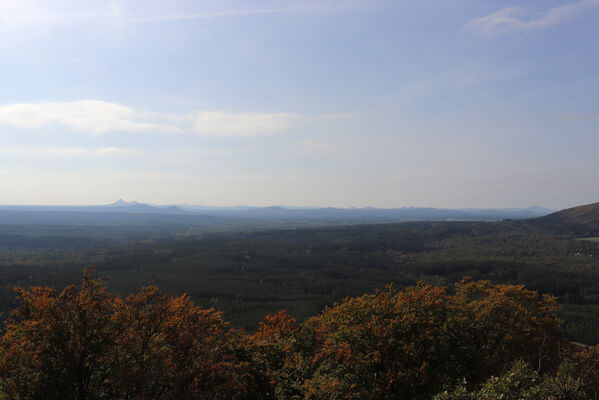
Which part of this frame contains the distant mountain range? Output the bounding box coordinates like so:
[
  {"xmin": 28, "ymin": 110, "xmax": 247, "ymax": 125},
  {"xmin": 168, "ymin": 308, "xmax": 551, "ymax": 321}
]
[
  {"xmin": 2, "ymin": 199, "xmax": 599, "ymax": 237},
  {"xmin": 0, "ymin": 199, "xmax": 557, "ymax": 226},
  {"xmin": 174, "ymin": 204, "xmax": 556, "ymax": 221}
]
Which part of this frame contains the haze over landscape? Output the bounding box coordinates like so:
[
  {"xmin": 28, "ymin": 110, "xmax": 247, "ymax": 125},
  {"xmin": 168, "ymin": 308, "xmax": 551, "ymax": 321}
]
[
  {"xmin": 1, "ymin": 0, "xmax": 598, "ymax": 208},
  {"xmin": 2, "ymin": 1, "xmax": 599, "ymax": 399}
]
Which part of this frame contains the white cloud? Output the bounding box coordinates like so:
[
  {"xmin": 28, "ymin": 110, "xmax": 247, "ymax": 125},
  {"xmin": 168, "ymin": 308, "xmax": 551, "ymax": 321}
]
[
  {"xmin": 0, "ymin": 100, "xmax": 300, "ymax": 137},
  {"xmin": 0, "ymin": 101, "xmax": 177, "ymax": 134},
  {"xmin": 180, "ymin": 111, "xmax": 299, "ymax": 137},
  {"xmin": 467, "ymin": 0, "xmax": 599, "ymax": 35},
  {"xmin": 94, "ymin": 146, "xmax": 135, "ymax": 155}
]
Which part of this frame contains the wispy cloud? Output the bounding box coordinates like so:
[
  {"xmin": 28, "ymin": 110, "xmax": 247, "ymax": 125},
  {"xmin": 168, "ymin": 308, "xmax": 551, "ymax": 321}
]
[
  {"xmin": 117, "ymin": 172, "xmax": 185, "ymax": 180},
  {"xmin": 131, "ymin": 1, "xmax": 360, "ymax": 22},
  {"xmin": 0, "ymin": 1, "xmax": 357, "ymax": 27},
  {"xmin": 300, "ymin": 139, "xmax": 347, "ymax": 157},
  {"xmin": 0, "ymin": 101, "xmax": 177, "ymax": 134},
  {"xmin": 178, "ymin": 111, "xmax": 299, "ymax": 137},
  {"xmin": 132, "ymin": 8, "xmax": 294, "ymax": 22},
  {"xmin": 0, "ymin": 101, "xmax": 301, "ymax": 137},
  {"xmin": 0, "ymin": 146, "xmax": 137, "ymax": 157},
  {"xmin": 466, "ymin": 0, "xmax": 599, "ymax": 35}
]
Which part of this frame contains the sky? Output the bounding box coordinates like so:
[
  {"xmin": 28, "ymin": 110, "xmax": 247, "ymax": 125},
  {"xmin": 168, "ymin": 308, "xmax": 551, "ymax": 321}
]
[{"xmin": 0, "ymin": 0, "xmax": 598, "ymax": 209}]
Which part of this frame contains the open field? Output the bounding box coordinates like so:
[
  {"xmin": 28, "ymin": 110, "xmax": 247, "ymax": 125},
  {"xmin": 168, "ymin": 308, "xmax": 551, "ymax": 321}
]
[{"xmin": 578, "ymin": 237, "xmax": 599, "ymax": 243}]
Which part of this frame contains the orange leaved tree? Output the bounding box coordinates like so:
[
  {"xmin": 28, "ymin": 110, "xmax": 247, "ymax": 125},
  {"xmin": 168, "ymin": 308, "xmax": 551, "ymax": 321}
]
[
  {"xmin": 0, "ymin": 275, "xmax": 579, "ymax": 399},
  {"xmin": 446, "ymin": 279, "xmax": 564, "ymax": 385},
  {"xmin": 250, "ymin": 280, "xmax": 567, "ymax": 399},
  {"xmin": 0, "ymin": 273, "xmax": 260, "ymax": 400}
]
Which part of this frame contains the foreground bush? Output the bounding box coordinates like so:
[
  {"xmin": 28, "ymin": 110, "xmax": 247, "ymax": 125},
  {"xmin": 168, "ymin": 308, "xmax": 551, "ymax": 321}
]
[
  {"xmin": 0, "ymin": 274, "xmax": 595, "ymax": 399},
  {"xmin": 434, "ymin": 357, "xmax": 599, "ymax": 400}
]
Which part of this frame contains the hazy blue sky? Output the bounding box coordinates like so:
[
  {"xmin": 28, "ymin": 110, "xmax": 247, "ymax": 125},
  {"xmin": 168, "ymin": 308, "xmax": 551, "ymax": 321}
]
[{"xmin": 0, "ymin": 0, "xmax": 598, "ymax": 208}]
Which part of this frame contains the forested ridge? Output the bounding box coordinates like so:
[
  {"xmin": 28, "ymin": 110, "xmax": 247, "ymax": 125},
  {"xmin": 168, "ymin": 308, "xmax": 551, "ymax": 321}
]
[
  {"xmin": 1, "ymin": 216, "xmax": 599, "ymax": 343},
  {"xmin": 1, "ymin": 273, "xmax": 599, "ymax": 399}
]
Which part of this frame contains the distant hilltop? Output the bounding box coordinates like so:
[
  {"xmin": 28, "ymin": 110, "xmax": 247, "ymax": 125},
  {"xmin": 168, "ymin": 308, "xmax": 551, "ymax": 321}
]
[
  {"xmin": 102, "ymin": 199, "xmax": 189, "ymax": 215},
  {"xmin": 106, "ymin": 199, "xmax": 141, "ymax": 207}
]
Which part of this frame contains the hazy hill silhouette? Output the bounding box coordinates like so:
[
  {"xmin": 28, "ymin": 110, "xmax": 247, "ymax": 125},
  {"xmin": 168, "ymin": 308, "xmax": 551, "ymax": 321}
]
[
  {"xmin": 528, "ymin": 201, "xmax": 599, "ymax": 236},
  {"xmin": 0, "ymin": 201, "xmax": 553, "ymax": 226}
]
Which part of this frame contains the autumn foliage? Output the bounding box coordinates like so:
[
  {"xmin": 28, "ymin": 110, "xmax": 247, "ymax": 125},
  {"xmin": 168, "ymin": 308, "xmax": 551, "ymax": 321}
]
[
  {"xmin": 0, "ymin": 274, "xmax": 596, "ymax": 399},
  {"xmin": 0, "ymin": 272, "xmax": 259, "ymax": 400}
]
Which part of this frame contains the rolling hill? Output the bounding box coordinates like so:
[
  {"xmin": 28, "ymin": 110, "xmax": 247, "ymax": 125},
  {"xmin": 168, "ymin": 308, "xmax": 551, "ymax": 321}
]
[{"xmin": 529, "ymin": 201, "xmax": 599, "ymax": 236}]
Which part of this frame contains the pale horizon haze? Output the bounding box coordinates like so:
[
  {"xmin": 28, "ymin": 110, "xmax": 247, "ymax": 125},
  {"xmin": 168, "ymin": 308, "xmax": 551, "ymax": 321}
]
[{"xmin": 1, "ymin": 0, "xmax": 598, "ymax": 209}]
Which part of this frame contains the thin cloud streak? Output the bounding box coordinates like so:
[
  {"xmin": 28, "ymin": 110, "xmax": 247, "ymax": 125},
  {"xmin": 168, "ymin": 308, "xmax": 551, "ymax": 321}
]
[
  {"xmin": 133, "ymin": 2, "xmax": 360, "ymax": 22},
  {"xmin": 0, "ymin": 101, "xmax": 302, "ymax": 137},
  {"xmin": 0, "ymin": 1, "xmax": 359, "ymax": 27},
  {"xmin": 467, "ymin": 0, "xmax": 599, "ymax": 35},
  {"xmin": 133, "ymin": 8, "xmax": 291, "ymax": 22},
  {"xmin": 0, "ymin": 147, "xmax": 137, "ymax": 157},
  {"xmin": 117, "ymin": 172, "xmax": 185, "ymax": 180}
]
